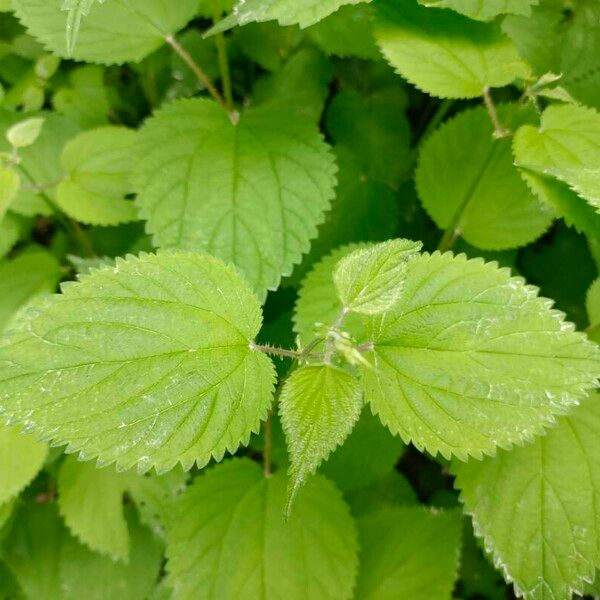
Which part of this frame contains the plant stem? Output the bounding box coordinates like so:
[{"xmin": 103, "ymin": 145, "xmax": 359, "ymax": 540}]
[
  {"xmin": 437, "ymin": 226, "xmax": 461, "ymax": 252},
  {"xmin": 212, "ymin": 0, "xmax": 233, "ymax": 108},
  {"xmin": 250, "ymin": 343, "xmax": 300, "ymax": 359},
  {"xmin": 166, "ymin": 34, "xmax": 229, "ymax": 112},
  {"xmin": 483, "ymin": 87, "xmax": 510, "ymax": 139},
  {"xmin": 585, "ymin": 322, "xmax": 599, "ymax": 339},
  {"xmin": 324, "ymin": 307, "xmax": 348, "ymax": 364}
]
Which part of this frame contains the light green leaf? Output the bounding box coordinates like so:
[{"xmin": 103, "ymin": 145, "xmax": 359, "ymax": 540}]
[
  {"xmin": 58, "ymin": 456, "xmax": 130, "ymax": 560},
  {"xmin": 280, "ymin": 365, "xmax": 362, "ymax": 509},
  {"xmin": 61, "ymin": 0, "xmax": 104, "ymax": 56},
  {"xmin": 0, "ymin": 0, "xmax": 12, "ymax": 11},
  {"xmin": 419, "ymin": 0, "xmax": 538, "ymax": 21},
  {"xmin": 514, "ymin": 104, "xmax": 600, "ymax": 213},
  {"xmin": 166, "ymin": 458, "xmax": 358, "ymax": 600},
  {"xmin": 207, "ymin": 0, "xmax": 369, "ymax": 34},
  {"xmin": 587, "ymin": 279, "xmax": 600, "ymax": 344},
  {"xmin": 416, "ymin": 104, "xmax": 554, "ymax": 250},
  {"xmin": 56, "ymin": 127, "xmax": 138, "ymax": 226},
  {"xmin": 60, "ymin": 509, "xmax": 163, "ymax": 600},
  {"xmin": 0, "ymin": 168, "xmax": 19, "ymax": 222},
  {"xmin": 14, "ymin": 0, "xmax": 199, "ymax": 64},
  {"xmin": 6, "ymin": 117, "xmax": 44, "ymax": 148},
  {"xmin": 333, "ymin": 239, "xmax": 422, "ymax": 315},
  {"xmin": 0, "ymin": 251, "xmax": 63, "ymax": 332},
  {"xmin": 133, "ymin": 99, "xmax": 336, "ymax": 300},
  {"xmin": 0, "ymin": 213, "xmax": 23, "ymax": 260},
  {"xmin": 454, "ymin": 395, "xmax": 600, "ymax": 599},
  {"xmin": 0, "ymin": 423, "xmax": 47, "ymax": 505},
  {"xmin": 0, "ymin": 250, "xmax": 276, "ymax": 473},
  {"xmin": 360, "ymin": 251, "xmax": 600, "ymax": 460},
  {"xmin": 374, "ymin": 0, "xmax": 528, "ymax": 99},
  {"xmin": 355, "ymin": 506, "xmax": 462, "ymax": 599}
]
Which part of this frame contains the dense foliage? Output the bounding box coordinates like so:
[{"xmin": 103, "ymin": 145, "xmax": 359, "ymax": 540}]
[{"xmin": 0, "ymin": 0, "xmax": 599, "ymax": 598}]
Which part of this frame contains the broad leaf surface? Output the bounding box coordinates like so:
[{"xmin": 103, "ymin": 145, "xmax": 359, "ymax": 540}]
[
  {"xmin": 57, "ymin": 126, "xmax": 138, "ymax": 226},
  {"xmin": 360, "ymin": 251, "xmax": 600, "ymax": 460},
  {"xmin": 355, "ymin": 506, "xmax": 462, "ymax": 599},
  {"xmin": 280, "ymin": 365, "xmax": 362, "ymax": 509},
  {"xmin": 416, "ymin": 104, "xmax": 554, "ymax": 250},
  {"xmin": 454, "ymin": 395, "xmax": 600, "ymax": 599},
  {"xmin": 374, "ymin": 0, "xmax": 528, "ymax": 98},
  {"xmin": 134, "ymin": 98, "xmax": 336, "ymax": 300},
  {"xmin": 0, "ymin": 169, "xmax": 19, "ymax": 222},
  {"xmin": 14, "ymin": 0, "xmax": 199, "ymax": 64},
  {"xmin": 0, "ymin": 251, "xmax": 276, "ymax": 473},
  {"xmin": 420, "ymin": 0, "xmax": 538, "ymax": 20},
  {"xmin": 166, "ymin": 458, "xmax": 358, "ymax": 600}
]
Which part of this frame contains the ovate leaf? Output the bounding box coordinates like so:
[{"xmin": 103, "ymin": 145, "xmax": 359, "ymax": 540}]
[
  {"xmin": 419, "ymin": 0, "xmax": 539, "ymax": 21},
  {"xmin": 6, "ymin": 117, "xmax": 44, "ymax": 149},
  {"xmin": 57, "ymin": 126, "xmax": 138, "ymax": 226},
  {"xmin": 0, "ymin": 424, "xmax": 47, "ymax": 504},
  {"xmin": 280, "ymin": 365, "xmax": 362, "ymax": 509},
  {"xmin": 166, "ymin": 459, "xmax": 358, "ymax": 600},
  {"xmin": 0, "ymin": 251, "xmax": 276, "ymax": 473},
  {"xmin": 333, "ymin": 239, "xmax": 422, "ymax": 315},
  {"xmin": 374, "ymin": 0, "xmax": 528, "ymax": 98},
  {"xmin": 514, "ymin": 104, "xmax": 600, "ymax": 213},
  {"xmin": 58, "ymin": 456, "xmax": 130, "ymax": 560},
  {"xmin": 14, "ymin": 0, "xmax": 199, "ymax": 64},
  {"xmin": 0, "ymin": 168, "xmax": 19, "ymax": 222},
  {"xmin": 355, "ymin": 506, "xmax": 462, "ymax": 599},
  {"xmin": 454, "ymin": 395, "xmax": 600, "ymax": 599},
  {"xmin": 360, "ymin": 251, "xmax": 600, "ymax": 460},
  {"xmin": 416, "ymin": 104, "xmax": 554, "ymax": 250},
  {"xmin": 134, "ymin": 99, "xmax": 336, "ymax": 299}
]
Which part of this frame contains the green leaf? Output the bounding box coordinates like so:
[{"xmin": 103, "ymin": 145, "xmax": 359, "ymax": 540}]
[
  {"xmin": 58, "ymin": 456, "xmax": 130, "ymax": 560},
  {"xmin": 6, "ymin": 116, "xmax": 44, "ymax": 148},
  {"xmin": 14, "ymin": 0, "xmax": 199, "ymax": 64},
  {"xmin": 355, "ymin": 506, "xmax": 462, "ymax": 599},
  {"xmin": 360, "ymin": 251, "xmax": 600, "ymax": 460},
  {"xmin": 61, "ymin": 0, "xmax": 104, "ymax": 56},
  {"xmin": 416, "ymin": 104, "xmax": 554, "ymax": 250},
  {"xmin": 514, "ymin": 104, "xmax": 600, "ymax": 213},
  {"xmin": 0, "ymin": 250, "xmax": 276, "ymax": 473},
  {"xmin": 0, "ymin": 424, "xmax": 47, "ymax": 505},
  {"xmin": 3, "ymin": 503, "xmax": 63, "ymax": 600},
  {"xmin": 0, "ymin": 168, "xmax": 19, "ymax": 222},
  {"xmin": 56, "ymin": 126, "xmax": 138, "ymax": 226},
  {"xmin": 0, "ymin": 213, "xmax": 23, "ymax": 260},
  {"xmin": 454, "ymin": 395, "xmax": 600, "ymax": 599},
  {"xmin": 207, "ymin": 0, "xmax": 369, "ymax": 34},
  {"xmin": 237, "ymin": 22, "xmax": 303, "ymax": 72},
  {"xmin": 374, "ymin": 0, "xmax": 528, "ymax": 99},
  {"xmin": 280, "ymin": 365, "xmax": 363, "ymax": 509},
  {"xmin": 166, "ymin": 458, "xmax": 358, "ymax": 600},
  {"xmin": 419, "ymin": 0, "xmax": 539, "ymax": 21},
  {"xmin": 333, "ymin": 239, "xmax": 422, "ymax": 315},
  {"xmin": 133, "ymin": 99, "xmax": 336, "ymax": 299},
  {"xmin": 0, "ymin": 250, "xmax": 63, "ymax": 332},
  {"xmin": 60, "ymin": 509, "xmax": 163, "ymax": 600},
  {"xmin": 587, "ymin": 279, "xmax": 600, "ymax": 344}
]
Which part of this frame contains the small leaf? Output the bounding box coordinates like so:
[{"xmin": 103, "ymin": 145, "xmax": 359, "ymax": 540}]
[
  {"xmin": 375, "ymin": 0, "xmax": 528, "ymax": 99},
  {"xmin": 0, "ymin": 168, "xmax": 20, "ymax": 222},
  {"xmin": 166, "ymin": 458, "xmax": 358, "ymax": 600},
  {"xmin": 56, "ymin": 126, "xmax": 138, "ymax": 226},
  {"xmin": 355, "ymin": 506, "xmax": 462, "ymax": 600},
  {"xmin": 360, "ymin": 251, "xmax": 600, "ymax": 460},
  {"xmin": 6, "ymin": 117, "xmax": 45, "ymax": 148},
  {"xmin": 333, "ymin": 239, "xmax": 422, "ymax": 315},
  {"xmin": 0, "ymin": 250, "xmax": 276, "ymax": 473},
  {"xmin": 279, "ymin": 364, "xmax": 362, "ymax": 511},
  {"xmin": 454, "ymin": 395, "xmax": 600, "ymax": 599},
  {"xmin": 0, "ymin": 423, "xmax": 47, "ymax": 505}
]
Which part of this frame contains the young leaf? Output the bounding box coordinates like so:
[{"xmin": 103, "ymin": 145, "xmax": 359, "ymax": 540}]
[
  {"xmin": 58, "ymin": 456, "xmax": 130, "ymax": 560},
  {"xmin": 360, "ymin": 251, "xmax": 600, "ymax": 460},
  {"xmin": 207, "ymin": 0, "xmax": 369, "ymax": 35},
  {"xmin": 416, "ymin": 104, "xmax": 554, "ymax": 250},
  {"xmin": 166, "ymin": 459, "xmax": 358, "ymax": 600},
  {"xmin": 514, "ymin": 104, "xmax": 600, "ymax": 213},
  {"xmin": 0, "ymin": 251, "xmax": 276, "ymax": 473},
  {"xmin": 0, "ymin": 168, "xmax": 20, "ymax": 222},
  {"xmin": 454, "ymin": 395, "xmax": 600, "ymax": 599},
  {"xmin": 355, "ymin": 507, "xmax": 462, "ymax": 600},
  {"xmin": 14, "ymin": 0, "xmax": 199, "ymax": 64},
  {"xmin": 333, "ymin": 238, "xmax": 422, "ymax": 315},
  {"xmin": 279, "ymin": 365, "xmax": 362, "ymax": 510},
  {"xmin": 0, "ymin": 424, "xmax": 47, "ymax": 505},
  {"xmin": 56, "ymin": 126, "xmax": 138, "ymax": 226},
  {"xmin": 133, "ymin": 98, "xmax": 336, "ymax": 300},
  {"xmin": 419, "ymin": 0, "xmax": 539, "ymax": 21},
  {"xmin": 587, "ymin": 279, "xmax": 600, "ymax": 344},
  {"xmin": 6, "ymin": 117, "xmax": 45, "ymax": 148},
  {"xmin": 374, "ymin": 0, "xmax": 528, "ymax": 99}
]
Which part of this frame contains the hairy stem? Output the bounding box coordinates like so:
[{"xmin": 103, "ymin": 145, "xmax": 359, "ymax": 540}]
[
  {"xmin": 212, "ymin": 0, "xmax": 234, "ymax": 109},
  {"xmin": 483, "ymin": 87, "xmax": 510, "ymax": 139},
  {"xmin": 324, "ymin": 307, "xmax": 349, "ymax": 364},
  {"xmin": 251, "ymin": 343, "xmax": 301, "ymax": 359}
]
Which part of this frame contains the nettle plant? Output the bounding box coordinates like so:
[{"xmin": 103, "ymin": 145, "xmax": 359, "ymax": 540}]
[{"xmin": 1, "ymin": 0, "xmax": 600, "ymax": 599}]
